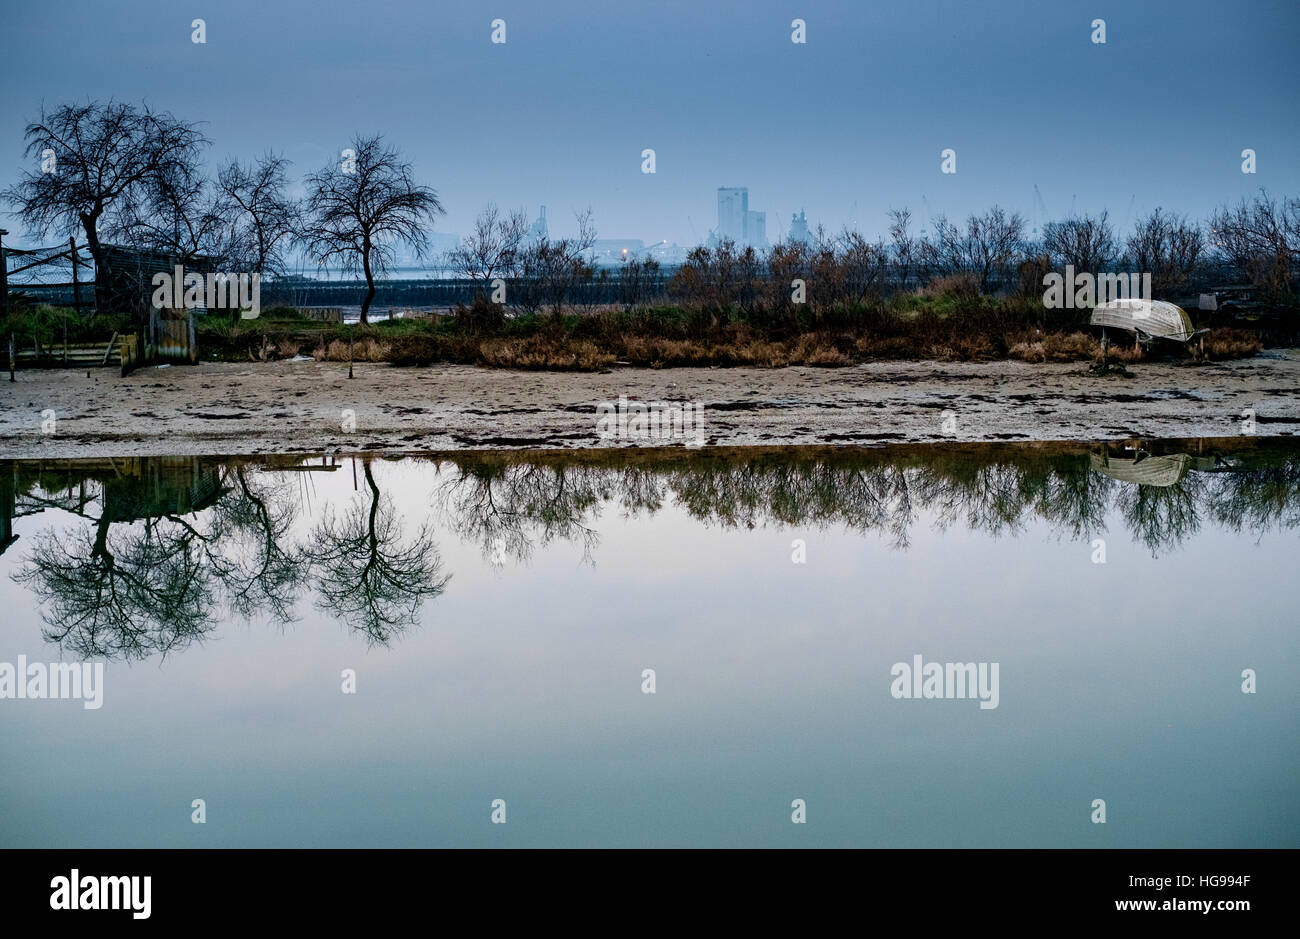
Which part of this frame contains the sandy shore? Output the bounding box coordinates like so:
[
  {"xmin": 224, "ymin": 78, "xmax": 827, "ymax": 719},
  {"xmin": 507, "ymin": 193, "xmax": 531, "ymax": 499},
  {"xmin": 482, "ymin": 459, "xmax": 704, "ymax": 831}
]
[{"xmin": 2, "ymin": 353, "xmax": 1299, "ymax": 458}]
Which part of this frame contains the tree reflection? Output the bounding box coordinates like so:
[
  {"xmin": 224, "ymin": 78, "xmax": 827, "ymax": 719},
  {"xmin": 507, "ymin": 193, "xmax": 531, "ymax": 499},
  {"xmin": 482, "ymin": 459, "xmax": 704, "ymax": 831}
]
[
  {"xmin": 1204, "ymin": 457, "xmax": 1300, "ymax": 539},
  {"xmin": 6, "ymin": 439, "xmax": 1300, "ymax": 663},
  {"xmin": 309, "ymin": 459, "xmax": 450, "ymax": 644},
  {"xmin": 15, "ymin": 506, "xmax": 218, "ymax": 661},
  {"xmin": 209, "ymin": 465, "xmax": 309, "ymax": 622},
  {"xmin": 433, "ymin": 460, "xmax": 602, "ymax": 565},
  {"xmin": 1116, "ymin": 473, "xmax": 1206, "ymax": 556}
]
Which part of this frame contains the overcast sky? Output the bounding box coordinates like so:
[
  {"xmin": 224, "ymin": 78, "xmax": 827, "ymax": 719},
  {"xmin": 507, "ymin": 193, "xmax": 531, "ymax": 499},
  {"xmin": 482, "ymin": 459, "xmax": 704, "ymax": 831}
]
[{"xmin": 2, "ymin": 0, "xmax": 1297, "ymax": 247}]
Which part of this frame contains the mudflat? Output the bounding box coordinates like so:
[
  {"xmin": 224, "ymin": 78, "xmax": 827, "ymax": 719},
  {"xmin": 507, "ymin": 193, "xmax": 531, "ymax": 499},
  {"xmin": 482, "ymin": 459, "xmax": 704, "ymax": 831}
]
[{"xmin": 2, "ymin": 353, "xmax": 1298, "ymax": 458}]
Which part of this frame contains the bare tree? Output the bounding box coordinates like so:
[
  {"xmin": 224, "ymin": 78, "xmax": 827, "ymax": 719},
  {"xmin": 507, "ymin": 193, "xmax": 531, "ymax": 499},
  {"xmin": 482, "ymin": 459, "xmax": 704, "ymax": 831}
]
[
  {"xmin": 965, "ymin": 207, "xmax": 1027, "ymax": 293},
  {"xmin": 516, "ymin": 207, "xmax": 597, "ymax": 314},
  {"xmin": 216, "ymin": 152, "xmax": 300, "ymax": 278},
  {"xmin": 764, "ymin": 239, "xmax": 811, "ymax": 325},
  {"xmin": 835, "ymin": 228, "xmax": 890, "ymax": 305},
  {"xmin": 887, "ymin": 208, "xmax": 918, "ymax": 292},
  {"xmin": 2, "ymin": 100, "xmax": 208, "ymax": 311},
  {"xmin": 300, "ymin": 135, "xmax": 444, "ymax": 324},
  {"xmin": 922, "ymin": 207, "xmax": 1026, "ymax": 293},
  {"xmin": 617, "ymin": 253, "xmax": 662, "ymax": 311},
  {"xmin": 1209, "ymin": 190, "xmax": 1300, "ymax": 300},
  {"xmin": 669, "ymin": 238, "xmax": 744, "ymax": 319},
  {"xmin": 115, "ymin": 159, "xmax": 229, "ymax": 263},
  {"xmin": 448, "ymin": 203, "xmax": 528, "ymax": 287},
  {"xmin": 1124, "ymin": 208, "xmax": 1203, "ymax": 295},
  {"xmin": 921, "ymin": 214, "xmax": 962, "ymax": 278},
  {"xmin": 1042, "ymin": 211, "xmax": 1117, "ymax": 273}
]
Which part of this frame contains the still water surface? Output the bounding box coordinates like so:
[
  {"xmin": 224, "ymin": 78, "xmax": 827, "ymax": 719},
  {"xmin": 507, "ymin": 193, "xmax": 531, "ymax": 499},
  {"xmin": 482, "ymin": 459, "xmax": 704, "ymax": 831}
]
[{"xmin": 1, "ymin": 440, "xmax": 1296, "ymax": 847}]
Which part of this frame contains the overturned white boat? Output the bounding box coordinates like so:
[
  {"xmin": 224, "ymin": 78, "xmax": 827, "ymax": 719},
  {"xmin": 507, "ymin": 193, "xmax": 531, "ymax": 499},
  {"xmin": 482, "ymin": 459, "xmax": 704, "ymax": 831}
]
[
  {"xmin": 1090, "ymin": 451, "xmax": 1193, "ymax": 488},
  {"xmin": 1090, "ymin": 298, "xmax": 1199, "ymax": 343}
]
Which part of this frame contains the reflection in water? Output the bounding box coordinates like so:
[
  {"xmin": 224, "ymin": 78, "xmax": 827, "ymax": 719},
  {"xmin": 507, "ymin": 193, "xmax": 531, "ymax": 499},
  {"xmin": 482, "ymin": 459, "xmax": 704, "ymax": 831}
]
[
  {"xmin": 309, "ymin": 460, "xmax": 449, "ymax": 645},
  {"xmin": 4, "ymin": 438, "xmax": 1299, "ymax": 662}
]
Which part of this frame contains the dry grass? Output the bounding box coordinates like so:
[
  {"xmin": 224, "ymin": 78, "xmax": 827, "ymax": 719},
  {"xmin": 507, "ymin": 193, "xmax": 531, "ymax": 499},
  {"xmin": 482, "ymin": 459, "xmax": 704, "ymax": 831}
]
[
  {"xmin": 311, "ymin": 338, "xmax": 392, "ymax": 362},
  {"xmin": 1007, "ymin": 340, "xmax": 1046, "ymax": 363},
  {"xmin": 1044, "ymin": 331, "xmax": 1099, "ymax": 361},
  {"xmin": 789, "ymin": 334, "xmax": 851, "ymax": 366},
  {"xmin": 478, "ymin": 337, "xmax": 616, "ymax": 370},
  {"xmin": 1008, "ymin": 332, "xmax": 1103, "ymax": 363},
  {"xmin": 207, "ymin": 301, "xmax": 1266, "ymax": 370},
  {"xmin": 1104, "ymin": 341, "xmax": 1147, "ymax": 364},
  {"xmin": 853, "ymin": 335, "xmax": 921, "ymax": 360},
  {"xmin": 619, "ymin": 336, "xmax": 720, "ymax": 367},
  {"xmin": 924, "ymin": 334, "xmax": 999, "ymax": 361},
  {"xmin": 290, "ymin": 324, "xmax": 1262, "ymax": 370},
  {"xmin": 1204, "ymin": 327, "xmax": 1263, "ymax": 360},
  {"xmin": 729, "ymin": 340, "xmax": 790, "ymax": 367},
  {"xmin": 615, "ymin": 334, "xmax": 854, "ymax": 368}
]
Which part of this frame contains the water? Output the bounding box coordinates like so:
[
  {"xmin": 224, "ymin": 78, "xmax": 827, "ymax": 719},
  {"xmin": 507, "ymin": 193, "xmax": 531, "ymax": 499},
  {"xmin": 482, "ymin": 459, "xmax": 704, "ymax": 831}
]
[{"xmin": 1, "ymin": 441, "xmax": 1297, "ymax": 848}]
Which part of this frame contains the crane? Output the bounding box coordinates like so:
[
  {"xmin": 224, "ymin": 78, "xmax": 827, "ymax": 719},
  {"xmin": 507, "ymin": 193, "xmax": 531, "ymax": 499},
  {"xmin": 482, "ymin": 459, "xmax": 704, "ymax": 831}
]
[
  {"xmin": 1032, "ymin": 184, "xmax": 1049, "ymax": 236},
  {"xmin": 920, "ymin": 195, "xmax": 937, "ymax": 238},
  {"xmin": 1122, "ymin": 194, "xmax": 1136, "ymax": 238}
]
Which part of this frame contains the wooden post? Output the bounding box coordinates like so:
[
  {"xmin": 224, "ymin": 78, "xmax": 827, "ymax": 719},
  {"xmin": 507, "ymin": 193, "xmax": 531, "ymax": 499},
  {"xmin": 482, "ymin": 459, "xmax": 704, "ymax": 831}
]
[
  {"xmin": 70, "ymin": 236, "xmax": 82, "ymax": 315},
  {"xmin": 0, "ymin": 229, "xmax": 8, "ymax": 322},
  {"xmin": 7, "ymin": 333, "xmax": 13, "ymax": 382}
]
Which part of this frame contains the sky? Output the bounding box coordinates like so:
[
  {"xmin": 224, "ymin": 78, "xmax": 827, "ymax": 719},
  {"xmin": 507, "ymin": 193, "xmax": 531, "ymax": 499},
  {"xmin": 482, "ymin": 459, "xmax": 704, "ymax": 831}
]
[{"xmin": 1, "ymin": 0, "xmax": 1297, "ymax": 248}]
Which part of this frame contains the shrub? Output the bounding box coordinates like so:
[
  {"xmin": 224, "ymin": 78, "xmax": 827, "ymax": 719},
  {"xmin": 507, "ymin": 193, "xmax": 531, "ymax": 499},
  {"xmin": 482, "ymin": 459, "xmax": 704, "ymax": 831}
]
[
  {"xmin": 1203, "ymin": 327, "xmax": 1263, "ymax": 359},
  {"xmin": 921, "ymin": 272, "xmax": 981, "ymax": 301},
  {"xmin": 452, "ymin": 292, "xmax": 507, "ymax": 333}
]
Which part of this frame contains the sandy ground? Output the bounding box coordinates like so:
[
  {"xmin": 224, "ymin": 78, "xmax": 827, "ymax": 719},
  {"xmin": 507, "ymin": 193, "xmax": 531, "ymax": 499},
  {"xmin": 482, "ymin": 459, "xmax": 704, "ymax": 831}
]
[{"xmin": 2, "ymin": 353, "xmax": 1299, "ymax": 458}]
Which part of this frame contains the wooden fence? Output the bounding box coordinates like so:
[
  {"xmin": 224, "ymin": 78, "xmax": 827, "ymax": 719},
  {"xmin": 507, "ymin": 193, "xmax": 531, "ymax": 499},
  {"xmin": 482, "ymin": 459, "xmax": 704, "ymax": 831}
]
[{"xmin": 1, "ymin": 236, "xmax": 93, "ymax": 315}]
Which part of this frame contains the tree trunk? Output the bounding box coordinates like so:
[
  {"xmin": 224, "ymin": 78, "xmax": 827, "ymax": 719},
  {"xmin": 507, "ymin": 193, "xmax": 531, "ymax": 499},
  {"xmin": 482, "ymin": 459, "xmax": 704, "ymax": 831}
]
[
  {"xmin": 360, "ymin": 242, "xmax": 374, "ymax": 325},
  {"xmin": 81, "ymin": 212, "xmax": 108, "ymax": 319},
  {"xmin": 360, "ymin": 276, "xmax": 375, "ymax": 325}
]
